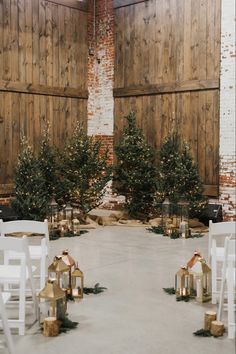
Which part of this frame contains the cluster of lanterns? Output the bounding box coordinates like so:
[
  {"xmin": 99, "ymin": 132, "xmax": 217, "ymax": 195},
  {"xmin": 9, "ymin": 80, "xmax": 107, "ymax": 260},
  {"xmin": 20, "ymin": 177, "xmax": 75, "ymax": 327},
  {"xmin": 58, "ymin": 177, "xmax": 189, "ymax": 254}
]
[
  {"xmin": 38, "ymin": 249, "xmax": 84, "ymax": 323},
  {"xmin": 175, "ymin": 251, "xmax": 211, "ymax": 302},
  {"xmin": 49, "ymin": 197, "xmax": 80, "ymax": 236},
  {"xmin": 162, "ymin": 198, "xmax": 190, "ymax": 238}
]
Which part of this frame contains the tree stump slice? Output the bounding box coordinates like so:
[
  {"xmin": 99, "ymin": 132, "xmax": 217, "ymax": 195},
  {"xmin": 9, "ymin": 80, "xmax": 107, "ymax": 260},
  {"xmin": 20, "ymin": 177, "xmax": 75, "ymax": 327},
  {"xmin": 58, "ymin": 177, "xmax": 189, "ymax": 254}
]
[
  {"xmin": 43, "ymin": 317, "xmax": 59, "ymax": 337},
  {"xmin": 204, "ymin": 311, "xmax": 217, "ymax": 330},
  {"xmin": 210, "ymin": 320, "xmax": 224, "ymax": 337}
]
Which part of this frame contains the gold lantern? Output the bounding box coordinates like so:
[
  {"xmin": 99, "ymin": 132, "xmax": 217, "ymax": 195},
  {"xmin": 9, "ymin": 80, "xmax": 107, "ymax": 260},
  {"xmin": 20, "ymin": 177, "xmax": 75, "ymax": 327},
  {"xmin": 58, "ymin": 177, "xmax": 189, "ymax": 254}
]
[
  {"xmin": 71, "ymin": 263, "xmax": 84, "ymax": 298},
  {"xmin": 48, "ymin": 256, "xmax": 70, "ymax": 291},
  {"xmin": 187, "ymin": 251, "xmax": 202, "ymax": 268},
  {"xmin": 49, "ymin": 197, "xmax": 59, "ymax": 229},
  {"xmin": 189, "ymin": 258, "xmax": 211, "ymax": 302},
  {"xmin": 162, "ymin": 198, "xmax": 171, "ymax": 227},
  {"xmin": 175, "ymin": 266, "xmax": 190, "ymax": 298},
  {"xmin": 177, "ymin": 200, "xmax": 190, "ymax": 238},
  {"xmin": 38, "ymin": 279, "xmax": 66, "ymax": 323},
  {"xmin": 61, "ymin": 249, "xmax": 76, "ymax": 295},
  {"xmin": 64, "ymin": 203, "xmax": 73, "ymax": 230},
  {"xmin": 72, "ymin": 218, "xmax": 80, "ymax": 235}
]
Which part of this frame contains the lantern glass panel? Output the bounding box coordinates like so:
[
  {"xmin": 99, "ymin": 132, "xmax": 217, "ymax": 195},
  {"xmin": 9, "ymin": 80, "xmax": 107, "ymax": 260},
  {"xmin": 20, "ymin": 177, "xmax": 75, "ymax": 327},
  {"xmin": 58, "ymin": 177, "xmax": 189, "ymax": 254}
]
[
  {"xmin": 189, "ymin": 259, "xmax": 212, "ymax": 302},
  {"xmin": 72, "ymin": 219, "xmax": 80, "ymax": 235},
  {"xmin": 49, "ymin": 197, "xmax": 59, "ymax": 228},
  {"xmin": 65, "ymin": 203, "xmax": 73, "ymax": 225},
  {"xmin": 175, "ymin": 266, "xmax": 190, "ymax": 298},
  {"xmin": 71, "ymin": 267, "xmax": 84, "ymax": 298},
  {"xmin": 177, "ymin": 201, "xmax": 189, "ymax": 223}
]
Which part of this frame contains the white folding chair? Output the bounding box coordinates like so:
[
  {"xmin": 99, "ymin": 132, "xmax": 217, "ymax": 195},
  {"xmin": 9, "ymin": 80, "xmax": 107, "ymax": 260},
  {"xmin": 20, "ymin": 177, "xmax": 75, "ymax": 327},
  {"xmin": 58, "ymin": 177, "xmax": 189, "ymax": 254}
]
[
  {"xmin": 217, "ymin": 236, "xmax": 236, "ymax": 339},
  {"xmin": 208, "ymin": 220, "xmax": 236, "ymax": 303},
  {"xmin": 0, "ymin": 219, "xmax": 49, "ymax": 291},
  {"xmin": 0, "ymin": 236, "xmax": 38, "ymax": 335},
  {"xmin": 0, "ymin": 289, "xmax": 15, "ymax": 354}
]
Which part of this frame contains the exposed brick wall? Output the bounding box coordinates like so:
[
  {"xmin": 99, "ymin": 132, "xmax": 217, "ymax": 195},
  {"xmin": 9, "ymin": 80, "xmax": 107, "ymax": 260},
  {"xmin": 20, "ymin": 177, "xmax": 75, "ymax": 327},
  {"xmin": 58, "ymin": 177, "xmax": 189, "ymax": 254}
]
[
  {"xmin": 218, "ymin": 0, "xmax": 236, "ymax": 220},
  {"xmin": 87, "ymin": 0, "xmax": 114, "ymax": 161},
  {"xmin": 94, "ymin": 135, "xmax": 114, "ymax": 164}
]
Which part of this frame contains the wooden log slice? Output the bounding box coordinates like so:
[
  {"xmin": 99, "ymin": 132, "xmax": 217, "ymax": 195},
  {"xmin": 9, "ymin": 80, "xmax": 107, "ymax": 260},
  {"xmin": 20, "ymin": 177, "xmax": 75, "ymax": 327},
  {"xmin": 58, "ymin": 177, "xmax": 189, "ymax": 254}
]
[
  {"xmin": 210, "ymin": 320, "xmax": 224, "ymax": 337},
  {"xmin": 43, "ymin": 316, "xmax": 59, "ymax": 337},
  {"xmin": 204, "ymin": 311, "xmax": 217, "ymax": 330}
]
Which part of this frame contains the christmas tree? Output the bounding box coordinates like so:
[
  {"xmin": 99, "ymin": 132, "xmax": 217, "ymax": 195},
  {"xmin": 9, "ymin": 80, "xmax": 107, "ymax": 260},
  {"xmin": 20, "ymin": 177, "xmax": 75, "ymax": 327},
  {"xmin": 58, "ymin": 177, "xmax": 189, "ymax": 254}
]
[
  {"xmin": 114, "ymin": 112, "xmax": 157, "ymax": 219},
  {"xmin": 38, "ymin": 124, "xmax": 59, "ymax": 200},
  {"xmin": 11, "ymin": 137, "xmax": 49, "ymax": 220},
  {"xmin": 157, "ymin": 132, "xmax": 207, "ymax": 217},
  {"xmin": 59, "ymin": 123, "xmax": 112, "ymax": 215}
]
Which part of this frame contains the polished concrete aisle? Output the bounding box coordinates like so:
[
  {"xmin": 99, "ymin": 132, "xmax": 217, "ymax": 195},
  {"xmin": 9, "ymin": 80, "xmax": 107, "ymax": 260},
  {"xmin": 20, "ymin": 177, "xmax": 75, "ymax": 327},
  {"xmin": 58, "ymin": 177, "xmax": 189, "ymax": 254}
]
[{"xmin": 15, "ymin": 226, "xmax": 234, "ymax": 354}]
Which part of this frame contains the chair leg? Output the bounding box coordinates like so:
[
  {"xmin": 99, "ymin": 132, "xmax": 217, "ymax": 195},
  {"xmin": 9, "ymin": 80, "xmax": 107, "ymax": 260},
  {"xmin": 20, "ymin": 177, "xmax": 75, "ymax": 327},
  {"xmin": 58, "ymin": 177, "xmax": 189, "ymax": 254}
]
[
  {"xmin": 28, "ymin": 278, "xmax": 38, "ymax": 321},
  {"xmin": 40, "ymin": 256, "xmax": 46, "ymax": 291},
  {"xmin": 211, "ymin": 259, "xmax": 217, "ymax": 304},
  {"xmin": 19, "ymin": 280, "xmax": 26, "ymax": 336},
  {"xmin": 0, "ymin": 297, "xmax": 15, "ymax": 354},
  {"xmin": 227, "ymin": 268, "xmax": 235, "ymax": 339}
]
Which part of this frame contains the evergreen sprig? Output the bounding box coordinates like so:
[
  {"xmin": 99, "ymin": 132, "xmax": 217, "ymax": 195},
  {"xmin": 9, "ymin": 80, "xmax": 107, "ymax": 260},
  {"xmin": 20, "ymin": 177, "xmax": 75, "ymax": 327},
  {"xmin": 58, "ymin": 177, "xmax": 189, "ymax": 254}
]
[
  {"xmin": 147, "ymin": 226, "xmax": 165, "ymax": 234},
  {"xmin": 193, "ymin": 329, "xmax": 212, "ymax": 337},
  {"xmin": 58, "ymin": 315, "xmax": 78, "ymax": 333},
  {"xmin": 163, "ymin": 287, "xmax": 176, "ymax": 295},
  {"xmin": 83, "ymin": 283, "xmax": 107, "ymax": 295}
]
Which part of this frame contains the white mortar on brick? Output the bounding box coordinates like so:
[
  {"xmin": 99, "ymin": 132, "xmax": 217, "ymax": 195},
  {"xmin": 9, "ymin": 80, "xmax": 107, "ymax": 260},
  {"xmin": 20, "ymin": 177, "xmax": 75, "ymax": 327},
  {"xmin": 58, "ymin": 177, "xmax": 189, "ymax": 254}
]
[{"xmin": 218, "ymin": 0, "xmax": 236, "ymax": 219}]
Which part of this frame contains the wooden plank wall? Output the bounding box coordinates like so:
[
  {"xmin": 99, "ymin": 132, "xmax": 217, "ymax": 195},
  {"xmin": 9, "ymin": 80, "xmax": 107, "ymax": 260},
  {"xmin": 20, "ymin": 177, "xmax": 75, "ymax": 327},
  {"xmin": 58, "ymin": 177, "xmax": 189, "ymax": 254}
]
[
  {"xmin": 0, "ymin": 0, "xmax": 88, "ymax": 191},
  {"xmin": 114, "ymin": 0, "xmax": 221, "ymax": 196}
]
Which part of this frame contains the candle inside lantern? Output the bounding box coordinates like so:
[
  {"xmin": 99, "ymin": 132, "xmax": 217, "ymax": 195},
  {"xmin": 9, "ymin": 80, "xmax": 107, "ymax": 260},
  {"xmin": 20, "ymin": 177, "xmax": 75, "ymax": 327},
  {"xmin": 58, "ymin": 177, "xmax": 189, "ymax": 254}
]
[{"xmin": 196, "ymin": 278, "xmax": 202, "ymax": 299}]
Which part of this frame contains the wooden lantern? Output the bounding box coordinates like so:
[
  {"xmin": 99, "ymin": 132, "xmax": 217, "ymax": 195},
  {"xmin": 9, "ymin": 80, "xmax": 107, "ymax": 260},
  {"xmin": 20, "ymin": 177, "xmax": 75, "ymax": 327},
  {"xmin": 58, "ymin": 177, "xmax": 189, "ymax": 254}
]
[
  {"xmin": 48, "ymin": 256, "xmax": 70, "ymax": 291},
  {"xmin": 71, "ymin": 264, "xmax": 84, "ymax": 298},
  {"xmin": 61, "ymin": 249, "xmax": 76, "ymax": 295},
  {"xmin": 189, "ymin": 258, "xmax": 211, "ymax": 302},
  {"xmin": 175, "ymin": 266, "xmax": 190, "ymax": 298},
  {"xmin": 38, "ymin": 279, "xmax": 66, "ymax": 323}
]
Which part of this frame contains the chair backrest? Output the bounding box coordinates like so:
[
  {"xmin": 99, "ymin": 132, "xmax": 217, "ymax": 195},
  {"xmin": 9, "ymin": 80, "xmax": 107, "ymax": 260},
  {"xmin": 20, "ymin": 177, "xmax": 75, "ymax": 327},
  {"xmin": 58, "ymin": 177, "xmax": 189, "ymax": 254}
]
[
  {"xmin": 0, "ymin": 219, "xmax": 49, "ymax": 250},
  {"xmin": 0, "ymin": 236, "xmax": 33, "ymax": 282},
  {"xmin": 208, "ymin": 220, "xmax": 236, "ymax": 262}
]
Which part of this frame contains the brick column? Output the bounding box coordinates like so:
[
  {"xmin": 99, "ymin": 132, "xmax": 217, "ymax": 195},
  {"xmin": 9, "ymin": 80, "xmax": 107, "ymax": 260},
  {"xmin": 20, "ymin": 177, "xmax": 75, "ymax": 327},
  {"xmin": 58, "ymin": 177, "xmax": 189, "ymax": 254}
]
[
  {"xmin": 87, "ymin": 0, "xmax": 114, "ymax": 163},
  {"xmin": 219, "ymin": 0, "xmax": 236, "ymax": 220}
]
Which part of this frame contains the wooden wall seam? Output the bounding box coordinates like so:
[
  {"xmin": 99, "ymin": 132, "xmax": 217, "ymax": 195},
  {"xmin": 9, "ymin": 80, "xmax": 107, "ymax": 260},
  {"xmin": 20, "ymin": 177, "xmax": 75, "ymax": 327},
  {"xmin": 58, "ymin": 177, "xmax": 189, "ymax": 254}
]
[
  {"xmin": 46, "ymin": 0, "xmax": 88, "ymax": 12},
  {"xmin": 0, "ymin": 80, "xmax": 88, "ymax": 99},
  {"xmin": 113, "ymin": 0, "xmax": 148, "ymax": 10},
  {"xmin": 114, "ymin": 79, "xmax": 219, "ymax": 97}
]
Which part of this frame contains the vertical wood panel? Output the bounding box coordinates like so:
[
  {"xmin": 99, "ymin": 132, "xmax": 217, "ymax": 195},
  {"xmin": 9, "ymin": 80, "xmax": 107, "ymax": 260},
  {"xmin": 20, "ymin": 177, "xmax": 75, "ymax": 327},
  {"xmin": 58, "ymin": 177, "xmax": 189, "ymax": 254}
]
[
  {"xmin": 52, "ymin": 2, "xmax": 59, "ymax": 86},
  {"xmin": 32, "ymin": 0, "xmax": 40, "ymax": 83},
  {"xmin": 39, "ymin": 0, "xmax": 46, "ymax": 85},
  {"xmin": 0, "ymin": 0, "xmax": 3, "ymax": 79},
  {"xmin": 3, "ymin": 0, "xmax": 11, "ymax": 81},
  {"xmin": 11, "ymin": 0, "xmax": 19, "ymax": 81},
  {"xmin": 45, "ymin": 1, "xmax": 53, "ymax": 86},
  {"xmin": 25, "ymin": 0, "xmax": 33, "ymax": 82}
]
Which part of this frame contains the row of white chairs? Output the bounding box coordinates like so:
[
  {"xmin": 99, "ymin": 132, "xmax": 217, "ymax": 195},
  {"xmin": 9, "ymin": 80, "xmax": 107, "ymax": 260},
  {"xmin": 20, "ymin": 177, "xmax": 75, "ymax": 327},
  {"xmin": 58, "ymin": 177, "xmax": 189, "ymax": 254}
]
[
  {"xmin": 208, "ymin": 220, "xmax": 236, "ymax": 339},
  {"xmin": 0, "ymin": 219, "xmax": 50, "ymax": 353}
]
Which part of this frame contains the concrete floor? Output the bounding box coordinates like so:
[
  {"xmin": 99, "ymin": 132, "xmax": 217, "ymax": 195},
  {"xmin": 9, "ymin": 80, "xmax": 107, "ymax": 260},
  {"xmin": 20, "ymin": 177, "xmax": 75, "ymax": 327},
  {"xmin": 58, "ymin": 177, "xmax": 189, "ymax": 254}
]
[{"xmin": 4, "ymin": 226, "xmax": 235, "ymax": 354}]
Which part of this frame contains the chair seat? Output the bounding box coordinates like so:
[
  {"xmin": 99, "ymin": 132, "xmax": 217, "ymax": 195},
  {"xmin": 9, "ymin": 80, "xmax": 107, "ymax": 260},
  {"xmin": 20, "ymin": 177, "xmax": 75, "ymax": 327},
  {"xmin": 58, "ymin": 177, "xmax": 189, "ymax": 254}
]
[{"xmin": 0, "ymin": 265, "xmax": 36, "ymax": 283}]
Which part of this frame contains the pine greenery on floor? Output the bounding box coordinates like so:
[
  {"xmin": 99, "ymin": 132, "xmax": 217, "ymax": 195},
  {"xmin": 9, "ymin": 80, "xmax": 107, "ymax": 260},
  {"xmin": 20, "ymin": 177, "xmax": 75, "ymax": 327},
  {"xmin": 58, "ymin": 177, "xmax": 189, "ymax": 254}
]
[{"xmin": 147, "ymin": 226, "xmax": 204, "ymax": 239}]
